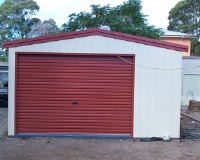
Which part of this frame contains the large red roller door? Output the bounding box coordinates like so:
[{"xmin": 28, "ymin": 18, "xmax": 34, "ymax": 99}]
[{"xmin": 16, "ymin": 53, "xmax": 134, "ymax": 136}]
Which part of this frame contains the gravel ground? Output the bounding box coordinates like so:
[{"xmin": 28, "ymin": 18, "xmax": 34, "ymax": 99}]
[{"xmin": 1, "ymin": 138, "xmax": 200, "ymax": 160}]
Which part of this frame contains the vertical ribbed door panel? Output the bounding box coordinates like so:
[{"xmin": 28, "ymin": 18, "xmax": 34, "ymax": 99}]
[{"xmin": 16, "ymin": 54, "xmax": 134, "ymax": 136}]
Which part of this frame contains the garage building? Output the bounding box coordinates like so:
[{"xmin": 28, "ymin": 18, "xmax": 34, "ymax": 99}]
[{"xmin": 3, "ymin": 29, "xmax": 187, "ymax": 138}]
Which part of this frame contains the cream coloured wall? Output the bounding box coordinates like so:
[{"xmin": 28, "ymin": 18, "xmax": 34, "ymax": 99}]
[{"xmin": 162, "ymin": 37, "xmax": 191, "ymax": 56}]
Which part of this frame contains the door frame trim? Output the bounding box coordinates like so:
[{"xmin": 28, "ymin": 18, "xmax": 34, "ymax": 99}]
[{"xmin": 15, "ymin": 52, "xmax": 135, "ymax": 137}]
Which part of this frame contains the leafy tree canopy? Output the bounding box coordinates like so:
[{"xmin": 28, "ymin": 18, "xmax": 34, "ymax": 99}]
[
  {"xmin": 0, "ymin": 0, "xmax": 40, "ymax": 43},
  {"xmin": 61, "ymin": 0, "xmax": 163, "ymax": 39},
  {"xmin": 168, "ymin": 0, "xmax": 200, "ymax": 55},
  {"xmin": 28, "ymin": 18, "xmax": 60, "ymax": 37}
]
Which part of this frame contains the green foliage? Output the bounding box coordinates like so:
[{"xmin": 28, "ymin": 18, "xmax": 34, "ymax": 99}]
[
  {"xmin": 0, "ymin": 55, "xmax": 8, "ymax": 62},
  {"xmin": 62, "ymin": 0, "xmax": 163, "ymax": 39},
  {"xmin": 168, "ymin": 0, "xmax": 200, "ymax": 55},
  {"xmin": 0, "ymin": 0, "xmax": 40, "ymax": 43},
  {"xmin": 191, "ymin": 39, "xmax": 200, "ymax": 55},
  {"xmin": 0, "ymin": 0, "xmax": 40, "ymax": 61}
]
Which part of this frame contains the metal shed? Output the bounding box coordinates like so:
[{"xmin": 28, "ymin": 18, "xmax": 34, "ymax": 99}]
[
  {"xmin": 182, "ymin": 57, "xmax": 200, "ymax": 105},
  {"xmin": 3, "ymin": 29, "xmax": 187, "ymax": 138}
]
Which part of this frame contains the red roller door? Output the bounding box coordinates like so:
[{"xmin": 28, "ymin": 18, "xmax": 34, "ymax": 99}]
[{"xmin": 16, "ymin": 53, "xmax": 135, "ymax": 136}]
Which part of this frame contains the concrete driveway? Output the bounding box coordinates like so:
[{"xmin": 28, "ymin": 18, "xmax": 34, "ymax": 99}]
[{"xmin": 0, "ymin": 108, "xmax": 8, "ymax": 138}]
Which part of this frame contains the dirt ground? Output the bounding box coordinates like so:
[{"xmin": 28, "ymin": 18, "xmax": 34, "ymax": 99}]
[
  {"xmin": 1, "ymin": 138, "xmax": 200, "ymax": 160},
  {"xmin": 1, "ymin": 114, "xmax": 200, "ymax": 160}
]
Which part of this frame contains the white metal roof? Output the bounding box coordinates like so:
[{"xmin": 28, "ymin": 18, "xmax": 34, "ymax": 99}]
[{"xmin": 161, "ymin": 29, "xmax": 196, "ymax": 38}]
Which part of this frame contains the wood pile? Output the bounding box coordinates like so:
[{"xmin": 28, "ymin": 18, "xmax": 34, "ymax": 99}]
[{"xmin": 188, "ymin": 100, "xmax": 200, "ymax": 112}]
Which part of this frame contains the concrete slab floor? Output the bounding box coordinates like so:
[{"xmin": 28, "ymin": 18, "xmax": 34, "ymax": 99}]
[{"xmin": 0, "ymin": 108, "xmax": 8, "ymax": 138}]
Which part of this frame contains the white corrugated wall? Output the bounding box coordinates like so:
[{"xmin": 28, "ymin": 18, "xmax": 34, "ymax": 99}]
[
  {"xmin": 182, "ymin": 74, "xmax": 200, "ymax": 105},
  {"xmin": 8, "ymin": 35, "xmax": 182, "ymax": 138}
]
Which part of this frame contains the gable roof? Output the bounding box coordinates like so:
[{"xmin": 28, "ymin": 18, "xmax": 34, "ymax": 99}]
[
  {"xmin": 2, "ymin": 29, "xmax": 188, "ymax": 52},
  {"xmin": 161, "ymin": 29, "xmax": 196, "ymax": 39}
]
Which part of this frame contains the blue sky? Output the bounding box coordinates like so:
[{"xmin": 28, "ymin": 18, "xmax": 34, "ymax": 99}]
[{"xmin": 0, "ymin": 0, "xmax": 180, "ymax": 29}]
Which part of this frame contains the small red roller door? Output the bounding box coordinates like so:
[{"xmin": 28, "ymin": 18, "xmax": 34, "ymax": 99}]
[{"xmin": 16, "ymin": 53, "xmax": 134, "ymax": 136}]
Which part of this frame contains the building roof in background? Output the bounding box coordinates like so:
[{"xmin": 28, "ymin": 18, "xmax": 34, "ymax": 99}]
[
  {"xmin": 3, "ymin": 29, "xmax": 188, "ymax": 52},
  {"xmin": 161, "ymin": 29, "xmax": 197, "ymax": 38}
]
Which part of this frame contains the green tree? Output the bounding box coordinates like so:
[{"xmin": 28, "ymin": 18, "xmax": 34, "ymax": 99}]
[
  {"xmin": 0, "ymin": 0, "xmax": 40, "ymax": 61},
  {"xmin": 62, "ymin": 0, "xmax": 163, "ymax": 39},
  {"xmin": 168, "ymin": 0, "xmax": 200, "ymax": 55},
  {"xmin": 28, "ymin": 18, "xmax": 60, "ymax": 37},
  {"xmin": 0, "ymin": 0, "xmax": 40, "ymax": 43}
]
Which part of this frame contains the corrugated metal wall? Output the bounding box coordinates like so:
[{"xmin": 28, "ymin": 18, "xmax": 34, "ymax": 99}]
[
  {"xmin": 8, "ymin": 35, "xmax": 182, "ymax": 138},
  {"xmin": 182, "ymin": 58, "xmax": 200, "ymax": 105},
  {"xmin": 182, "ymin": 58, "xmax": 200, "ymax": 74},
  {"xmin": 182, "ymin": 74, "xmax": 200, "ymax": 105}
]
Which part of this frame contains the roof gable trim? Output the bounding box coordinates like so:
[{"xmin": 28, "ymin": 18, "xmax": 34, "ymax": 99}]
[{"xmin": 2, "ymin": 29, "xmax": 188, "ymax": 52}]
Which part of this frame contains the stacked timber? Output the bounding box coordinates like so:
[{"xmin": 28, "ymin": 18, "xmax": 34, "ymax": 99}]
[{"xmin": 188, "ymin": 100, "xmax": 200, "ymax": 112}]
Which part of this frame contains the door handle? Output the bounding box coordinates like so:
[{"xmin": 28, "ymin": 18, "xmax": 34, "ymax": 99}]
[{"xmin": 72, "ymin": 101, "xmax": 78, "ymax": 105}]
